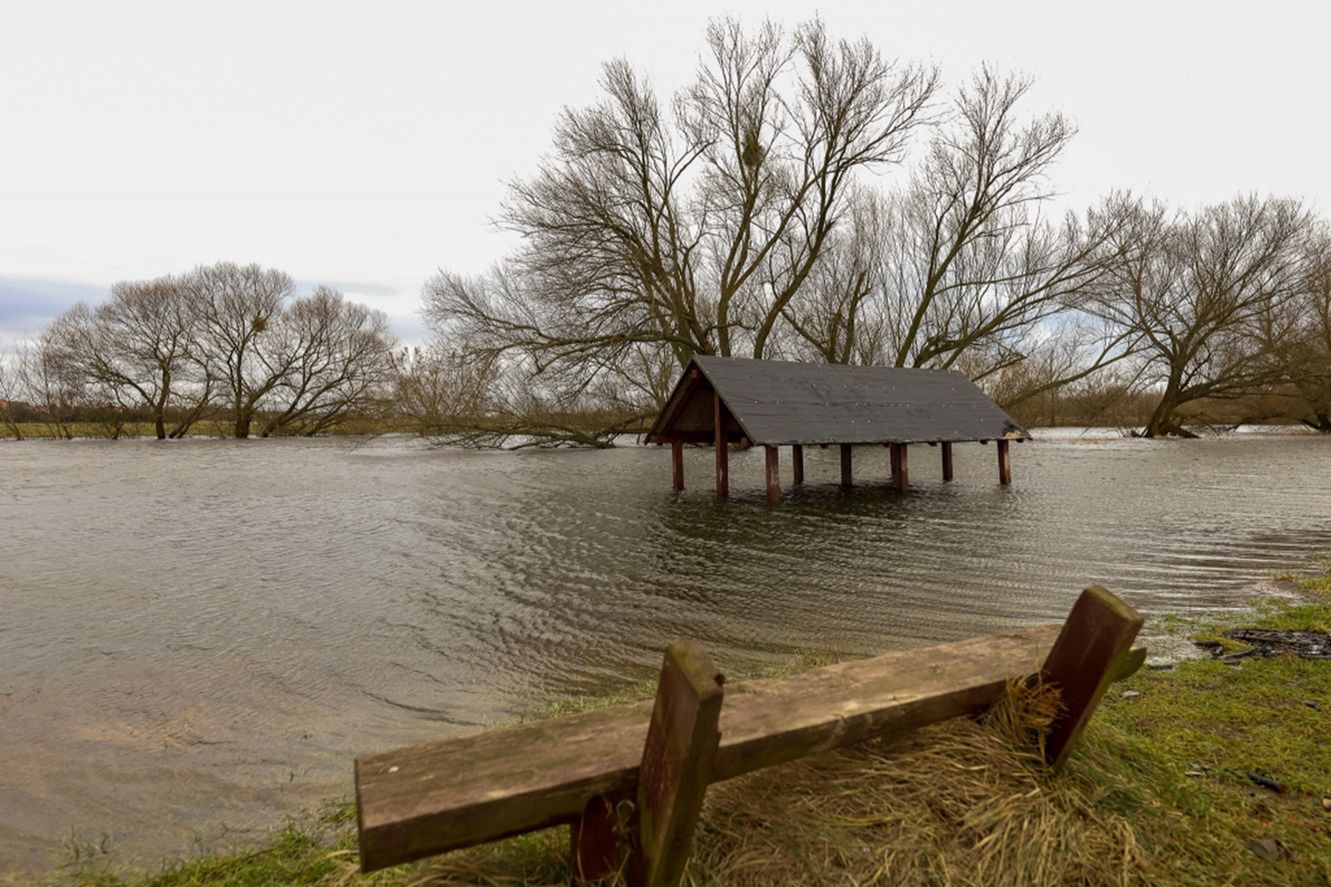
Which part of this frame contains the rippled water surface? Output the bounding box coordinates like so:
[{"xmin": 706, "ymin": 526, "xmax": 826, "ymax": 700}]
[{"xmin": 3, "ymin": 432, "xmax": 1331, "ymax": 870}]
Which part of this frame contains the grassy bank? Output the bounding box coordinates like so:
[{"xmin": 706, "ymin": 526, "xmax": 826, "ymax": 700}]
[
  {"xmin": 55, "ymin": 570, "xmax": 1331, "ymax": 886},
  {"xmin": 0, "ymin": 419, "xmax": 423, "ymax": 441}
]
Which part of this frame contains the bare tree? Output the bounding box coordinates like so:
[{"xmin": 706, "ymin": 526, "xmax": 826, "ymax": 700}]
[
  {"xmin": 46, "ymin": 277, "xmax": 212, "ymax": 439},
  {"xmin": 0, "ymin": 352, "xmax": 25, "ymax": 440},
  {"xmin": 189, "ymin": 261, "xmax": 297, "ymax": 439},
  {"xmin": 12, "ymin": 321, "xmax": 88, "ymax": 439},
  {"xmin": 396, "ymin": 345, "xmax": 648, "ymax": 448},
  {"xmin": 256, "ymin": 287, "xmax": 397, "ymax": 436},
  {"xmin": 1266, "ymin": 233, "xmax": 1331, "ymax": 431},
  {"xmin": 425, "ymin": 18, "xmax": 937, "ymax": 412},
  {"xmin": 1090, "ymin": 196, "xmax": 1315, "ymax": 437},
  {"xmin": 783, "ymin": 69, "xmax": 1136, "ymax": 406}
]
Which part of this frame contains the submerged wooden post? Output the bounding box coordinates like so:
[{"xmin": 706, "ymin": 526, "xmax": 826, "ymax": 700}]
[
  {"xmin": 764, "ymin": 446, "xmax": 780, "ymax": 505},
  {"xmin": 997, "ymin": 439, "xmax": 1011, "ymax": 485},
  {"xmin": 792, "ymin": 445, "xmax": 804, "ymax": 485},
  {"xmin": 840, "ymin": 444, "xmax": 852, "ymax": 490},
  {"xmin": 713, "ymin": 393, "xmax": 728, "ymax": 498},
  {"xmin": 671, "ymin": 440, "xmax": 684, "ymax": 492},
  {"xmin": 1040, "ymin": 586, "xmax": 1143, "ymax": 769},
  {"xmin": 894, "ymin": 443, "xmax": 908, "ymax": 493},
  {"xmin": 634, "ymin": 641, "xmax": 724, "ymax": 887},
  {"xmin": 941, "ymin": 442, "xmax": 954, "ymax": 482}
]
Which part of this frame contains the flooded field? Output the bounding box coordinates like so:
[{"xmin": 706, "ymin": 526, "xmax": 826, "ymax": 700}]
[{"xmin": 2, "ymin": 432, "xmax": 1330, "ymax": 872}]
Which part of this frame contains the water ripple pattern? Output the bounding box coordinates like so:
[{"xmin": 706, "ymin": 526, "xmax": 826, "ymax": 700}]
[{"xmin": 1, "ymin": 432, "xmax": 1329, "ymax": 870}]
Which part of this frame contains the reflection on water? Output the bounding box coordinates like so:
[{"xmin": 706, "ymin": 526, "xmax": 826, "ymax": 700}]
[{"xmin": 2, "ymin": 432, "xmax": 1330, "ymax": 870}]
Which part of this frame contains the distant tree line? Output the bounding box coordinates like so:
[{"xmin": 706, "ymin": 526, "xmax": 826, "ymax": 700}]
[
  {"xmin": 410, "ymin": 18, "xmax": 1331, "ymax": 441},
  {"xmin": 1, "ymin": 262, "xmax": 397, "ymax": 439}
]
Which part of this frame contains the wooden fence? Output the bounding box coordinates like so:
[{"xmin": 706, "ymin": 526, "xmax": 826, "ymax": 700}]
[{"xmin": 354, "ymin": 585, "xmax": 1144, "ymax": 885}]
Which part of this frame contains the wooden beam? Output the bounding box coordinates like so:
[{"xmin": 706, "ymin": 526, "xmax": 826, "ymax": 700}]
[
  {"xmin": 764, "ymin": 446, "xmax": 780, "ymax": 505},
  {"xmin": 354, "ymin": 623, "xmax": 1068, "ymax": 871},
  {"xmin": 894, "ymin": 443, "xmax": 908, "ymax": 493},
  {"xmin": 792, "ymin": 445, "xmax": 804, "ymax": 485},
  {"xmin": 648, "ymin": 368, "xmax": 701, "ymax": 443},
  {"xmin": 713, "ymin": 393, "xmax": 728, "ymax": 498},
  {"xmin": 941, "ymin": 442, "xmax": 954, "ymax": 482},
  {"xmin": 1040, "ymin": 586, "xmax": 1143, "ymax": 769},
  {"xmin": 635, "ymin": 642, "xmax": 724, "ymax": 886},
  {"xmin": 839, "ymin": 444, "xmax": 852, "ymax": 490},
  {"xmin": 997, "ymin": 439, "xmax": 1011, "ymax": 486},
  {"xmin": 671, "ymin": 440, "xmax": 684, "ymax": 492}
]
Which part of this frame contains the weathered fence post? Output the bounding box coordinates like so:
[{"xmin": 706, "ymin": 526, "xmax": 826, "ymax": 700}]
[
  {"xmin": 1040, "ymin": 585, "xmax": 1143, "ymax": 768},
  {"xmin": 634, "ymin": 641, "xmax": 724, "ymax": 886},
  {"xmin": 713, "ymin": 394, "xmax": 728, "ymax": 498}
]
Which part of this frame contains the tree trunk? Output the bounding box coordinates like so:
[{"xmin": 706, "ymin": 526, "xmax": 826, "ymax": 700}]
[
  {"xmin": 234, "ymin": 414, "xmax": 252, "ymax": 439},
  {"xmin": 1142, "ymin": 375, "xmax": 1184, "ymax": 438},
  {"xmin": 1301, "ymin": 412, "xmax": 1331, "ymax": 432},
  {"xmin": 154, "ymin": 415, "xmax": 166, "ymax": 440}
]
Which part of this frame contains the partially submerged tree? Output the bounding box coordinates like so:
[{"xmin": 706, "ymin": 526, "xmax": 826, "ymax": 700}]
[
  {"xmin": 425, "ymin": 18, "xmax": 938, "ymax": 411},
  {"xmin": 783, "ymin": 69, "xmax": 1136, "ymax": 407},
  {"xmin": 46, "ymin": 277, "xmax": 212, "ymax": 439},
  {"xmin": 12, "ymin": 321, "xmax": 88, "ymax": 439},
  {"xmin": 256, "ymin": 287, "xmax": 397, "ymax": 437},
  {"xmin": 1270, "ymin": 233, "xmax": 1331, "ymax": 431},
  {"xmin": 1090, "ymin": 196, "xmax": 1315, "ymax": 437},
  {"xmin": 189, "ymin": 262, "xmax": 296, "ymax": 439},
  {"xmin": 190, "ymin": 264, "xmax": 399, "ymax": 438}
]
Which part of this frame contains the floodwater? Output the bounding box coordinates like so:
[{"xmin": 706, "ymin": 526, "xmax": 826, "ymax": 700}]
[{"xmin": 2, "ymin": 432, "xmax": 1330, "ymax": 872}]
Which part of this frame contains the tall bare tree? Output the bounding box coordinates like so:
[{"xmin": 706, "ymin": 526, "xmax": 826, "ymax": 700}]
[
  {"xmin": 189, "ymin": 261, "xmax": 296, "ymax": 438},
  {"xmin": 783, "ymin": 69, "xmax": 1135, "ymax": 406},
  {"xmin": 425, "ymin": 18, "xmax": 937, "ymax": 408},
  {"xmin": 1090, "ymin": 196, "xmax": 1315, "ymax": 437}
]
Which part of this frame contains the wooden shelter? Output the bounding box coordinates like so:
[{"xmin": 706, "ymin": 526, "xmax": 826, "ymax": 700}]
[{"xmin": 646, "ymin": 356, "xmax": 1030, "ymax": 502}]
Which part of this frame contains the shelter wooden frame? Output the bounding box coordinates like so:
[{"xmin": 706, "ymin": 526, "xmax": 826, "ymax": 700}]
[{"xmin": 647, "ymin": 356, "xmax": 1030, "ymax": 501}]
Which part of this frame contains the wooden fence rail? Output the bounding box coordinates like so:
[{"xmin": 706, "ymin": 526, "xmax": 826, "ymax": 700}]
[{"xmin": 355, "ymin": 586, "xmax": 1144, "ymax": 884}]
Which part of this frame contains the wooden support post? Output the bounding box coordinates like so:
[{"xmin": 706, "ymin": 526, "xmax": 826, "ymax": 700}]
[
  {"xmin": 1040, "ymin": 586, "xmax": 1144, "ymax": 769},
  {"xmin": 839, "ymin": 444, "xmax": 852, "ymax": 490},
  {"xmin": 671, "ymin": 440, "xmax": 684, "ymax": 492},
  {"xmin": 941, "ymin": 442, "xmax": 954, "ymax": 482},
  {"xmin": 764, "ymin": 446, "xmax": 780, "ymax": 505},
  {"xmin": 571, "ymin": 788, "xmax": 633, "ymax": 883},
  {"xmin": 894, "ymin": 443, "xmax": 908, "ymax": 493},
  {"xmin": 792, "ymin": 445, "xmax": 804, "ymax": 485},
  {"xmin": 634, "ymin": 641, "xmax": 725, "ymax": 887},
  {"xmin": 713, "ymin": 393, "xmax": 728, "ymax": 498},
  {"xmin": 997, "ymin": 439, "xmax": 1011, "ymax": 486}
]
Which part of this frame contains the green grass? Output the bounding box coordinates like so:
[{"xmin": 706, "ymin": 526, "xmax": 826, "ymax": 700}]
[{"xmin": 48, "ymin": 569, "xmax": 1331, "ymax": 885}]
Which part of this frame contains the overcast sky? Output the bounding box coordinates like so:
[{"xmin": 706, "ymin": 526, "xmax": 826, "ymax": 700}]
[{"xmin": 2, "ymin": 0, "xmax": 1328, "ymax": 347}]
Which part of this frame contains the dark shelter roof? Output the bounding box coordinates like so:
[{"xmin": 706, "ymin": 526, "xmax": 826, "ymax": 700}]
[{"xmin": 647, "ymin": 355, "xmax": 1029, "ymax": 446}]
